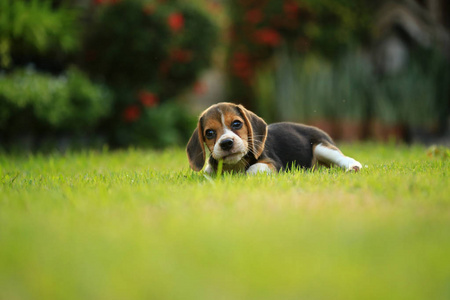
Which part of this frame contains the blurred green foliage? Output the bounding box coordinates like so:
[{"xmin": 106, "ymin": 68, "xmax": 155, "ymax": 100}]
[
  {"xmin": 255, "ymin": 48, "xmax": 450, "ymax": 135},
  {"xmin": 374, "ymin": 50, "xmax": 450, "ymax": 127},
  {"xmin": 256, "ymin": 51, "xmax": 371, "ymax": 123},
  {"xmin": 301, "ymin": 0, "xmax": 376, "ymax": 57},
  {"xmin": 0, "ymin": 0, "xmax": 218, "ymax": 149},
  {"xmin": 226, "ymin": 0, "xmax": 377, "ymax": 108},
  {"xmin": 0, "ymin": 68, "xmax": 112, "ymax": 133},
  {"xmin": 0, "ymin": 0, "xmax": 80, "ymax": 69},
  {"xmin": 82, "ymin": 0, "xmax": 217, "ymax": 148},
  {"xmin": 114, "ymin": 102, "xmax": 197, "ymax": 148},
  {"xmin": 84, "ymin": 0, "xmax": 218, "ymax": 98}
]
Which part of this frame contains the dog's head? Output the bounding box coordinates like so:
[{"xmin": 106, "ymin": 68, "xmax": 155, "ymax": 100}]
[{"xmin": 186, "ymin": 102, "xmax": 268, "ymax": 171}]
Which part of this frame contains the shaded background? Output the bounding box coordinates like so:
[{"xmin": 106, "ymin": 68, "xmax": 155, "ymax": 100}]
[{"xmin": 1, "ymin": 0, "xmax": 449, "ymax": 151}]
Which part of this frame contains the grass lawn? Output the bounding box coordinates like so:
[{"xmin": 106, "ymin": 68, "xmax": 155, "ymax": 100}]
[{"xmin": 1, "ymin": 143, "xmax": 449, "ymax": 300}]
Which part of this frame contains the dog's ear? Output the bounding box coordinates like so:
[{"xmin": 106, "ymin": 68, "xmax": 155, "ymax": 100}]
[
  {"xmin": 237, "ymin": 104, "xmax": 267, "ymax": 159},
  {"xmin": 186, "ymin": 119, "xmax": 206, "ymax": 171}
]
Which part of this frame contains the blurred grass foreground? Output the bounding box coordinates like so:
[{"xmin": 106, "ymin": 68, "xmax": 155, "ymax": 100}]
[{"xmin": 1, "ymin": 144, "xmax": 450, "ymax": 299}]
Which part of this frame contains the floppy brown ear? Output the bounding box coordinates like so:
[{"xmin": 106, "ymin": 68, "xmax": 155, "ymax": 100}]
[
  {"xmin": 237, "ymin": 104, "xmax": 267, "ymax": 159},
  {"xmin": 186, "ymin": 121, "xmax": 206, "ymax": 171}
]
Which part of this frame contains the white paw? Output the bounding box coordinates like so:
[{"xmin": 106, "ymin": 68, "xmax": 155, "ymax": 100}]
[
  {"xmin": 204, "ymin": 162, "xmax": 214, "ymax": 174},
  {"xmin": 246, "ymin": 163, "xmax": 272, "ymax": 175},
  {"xmin": 340, "ymin": 157, "xmax": 362, "ymax": 172}
]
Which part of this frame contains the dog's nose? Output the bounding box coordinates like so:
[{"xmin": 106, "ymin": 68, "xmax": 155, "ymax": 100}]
[{"xmin": 219, "ymin": 138, "xmax": 234, "ymax": 151}]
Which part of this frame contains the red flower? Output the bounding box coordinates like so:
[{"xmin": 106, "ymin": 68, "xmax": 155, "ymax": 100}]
[
  {"xmin": 93, "ymin": 0, "xmax": 120, "ymax": 5},
  {"xmin": 170, "ymin": 48, "xmax": 193, "ymax": 63},
  {"xmin": 284, "ymin": 1, "xmax": 299, "ymax": 14},
  {"xmin": 168, "ymin": 12, "xmax": 184, "ymax": 32},
  {"xmin": 123, "ymin": 105, "xmax": 141, "ymax": 122},
  {"xmin": 232, "ymin": 52, "xmax": 253, "ymax": 81},
  {"xmin": 245, "ymin": 9, "xmax": 263, "ymax": 24},
  {"xmin": 254, "ymin": 28, "xmax": 281, "ymax": 47},
  {"xmin": 283, "ymin": 0, "xmax": 299, "ymax": 19},
  {"xmin": 138, "ymin": 91, "xmax": 159, "ymax": 107}
]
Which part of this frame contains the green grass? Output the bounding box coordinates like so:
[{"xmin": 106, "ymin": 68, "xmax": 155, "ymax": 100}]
[{"xmin": 1, "ymin": 143, "xmax": 449, "ymax": 300}]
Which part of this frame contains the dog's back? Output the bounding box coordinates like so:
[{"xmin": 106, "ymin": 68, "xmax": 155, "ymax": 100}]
[{"xmin": 263, "ymin": 122, "xmax": 335, "ymax": 170}]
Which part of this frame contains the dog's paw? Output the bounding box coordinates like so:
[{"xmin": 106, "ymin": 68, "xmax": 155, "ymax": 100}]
[
  {"xmin": 247, "ymin": 163, "xmax": 272, "ymax": 175},
  {"xmin": 343, "ymin": 158, "xmax": 362, "ymax": 172},
  {"xmin": 204, "ymin": 163, "xmax": 214, "ymax": 175}
]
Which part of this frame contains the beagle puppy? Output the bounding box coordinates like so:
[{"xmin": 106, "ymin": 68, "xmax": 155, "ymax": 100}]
[{"xmin": 186, "ymin": 102, "xmax": 362, "ymax": 174}]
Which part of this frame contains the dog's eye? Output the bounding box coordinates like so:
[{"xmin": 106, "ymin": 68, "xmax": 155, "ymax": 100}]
[
  {"xmin": 231, "ymin": 120, "xmax": 243, "ymax": 130},
  {"xmin": 205, "ymin": 129, "xmax": 216, "ymax": 140}
]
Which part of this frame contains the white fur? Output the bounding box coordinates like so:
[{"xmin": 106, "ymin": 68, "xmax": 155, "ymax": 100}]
[
  {"xmin": 212, "ymin": 112, "xmax": 246, "ymax": 164},
  {"xmin": 314, "ymin": 143, "xmax": 362, "ymax": 172},
  {"xmin": 204, "ymin": 161, "xmax": 214, "ymax": 174},
  {"xmin": 246, "ymin": 163, "xmax": 272, "ymax": 175},
  {"xmin": 220, "ymin": 111, "xmax": 227, "ymax": 129}
]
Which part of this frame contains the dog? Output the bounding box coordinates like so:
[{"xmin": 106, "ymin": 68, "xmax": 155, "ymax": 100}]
[{"xmin": 186, "ymin": 102, "xmax": 362, "ymax": 174}]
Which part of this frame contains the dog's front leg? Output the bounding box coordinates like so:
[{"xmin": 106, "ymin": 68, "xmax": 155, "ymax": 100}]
[
  {"xmin": 246, "ymin": 161, "xmax": 276, "ymax": 175},
  {"xmin": 204, "ymin": 161, "xmax": 214, "ymax": 174}
]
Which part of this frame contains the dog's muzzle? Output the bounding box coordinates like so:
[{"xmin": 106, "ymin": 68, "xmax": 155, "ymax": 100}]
[{"xmin": 219, "ymin": 139, "xmax": 234, "ymax": 151}]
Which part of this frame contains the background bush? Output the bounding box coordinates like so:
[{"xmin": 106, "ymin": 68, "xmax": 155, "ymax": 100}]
[
  {"xmin": 0, "ymin": 0, "xmax": 81, "ymax": 72},
  {"xmin": 254, "ymin": 48, "xmax": 450, "ymax": 140},
  {"xmin": 83, "ymin": 0, "xmax": 217, "ymax": 147},
  {"xmin": 255, "ymin": 51, "xmax": 371, "ymax": 124},
  {"xmin": 231, "ymin": 0, "xmax": 449, "ymax": 141},
  {"xmin": 226, "ymin": 0, "xmax": 376, "ymax": 109},
  {"xmin": 113, "ymin": 101, "xmax": 196, "ymax": 148},
  {"xmin": 0, "ymin": 0, "xmax": 218, "ymax": 149},
  {"xmin": 373, "ymin": 49, "xmax": 450, "ymax": 128},
  {"xmin": 0, "ymin": 68, "xmax": 112, "ymax": 136},
  {"xmin": 84, "ymin": 0, "xmax": 218, "ymax": 98}
]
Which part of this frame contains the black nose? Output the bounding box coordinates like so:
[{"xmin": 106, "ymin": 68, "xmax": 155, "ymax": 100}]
[{"xmin": 219, "ymin": 139, "xmax": 234, "ymax": 151}]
